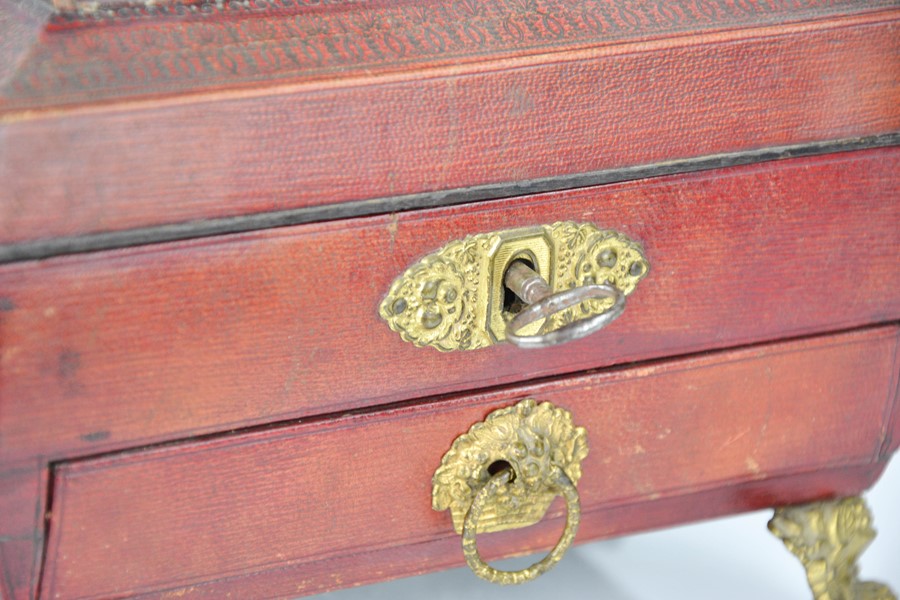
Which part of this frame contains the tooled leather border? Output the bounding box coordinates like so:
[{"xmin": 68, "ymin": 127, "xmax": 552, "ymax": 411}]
[{"xmin": 3, "ymin": 0, "xmax": 896, "ymax": 109}]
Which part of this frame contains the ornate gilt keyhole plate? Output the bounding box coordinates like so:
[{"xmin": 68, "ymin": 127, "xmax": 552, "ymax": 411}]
[{"xmin": 379, "ymin": 222, "xmax": 649, "ymax": 351}]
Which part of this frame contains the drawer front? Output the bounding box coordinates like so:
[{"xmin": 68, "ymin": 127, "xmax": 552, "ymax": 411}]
[
  {"xmin": 42, "ymin": 326, "xmax": 899, "ymax": 599},
  {"xmin": 2, "ymin": 148, "xmax": 899, "ymax": 464}
]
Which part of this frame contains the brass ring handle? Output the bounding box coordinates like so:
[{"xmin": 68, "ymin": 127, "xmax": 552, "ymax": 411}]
[
  {"xmin": 505, "ymin": 260, "xmax": 625, "ymax": 349},
  {"xmin": 461, "ymin": 465, "xmax": 582, "ymax": 585}
]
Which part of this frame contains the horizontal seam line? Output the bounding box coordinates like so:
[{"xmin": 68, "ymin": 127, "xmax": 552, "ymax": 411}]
[{"xmin": 1, "ymin": 133, "xmax": 897, "ymax": 264}]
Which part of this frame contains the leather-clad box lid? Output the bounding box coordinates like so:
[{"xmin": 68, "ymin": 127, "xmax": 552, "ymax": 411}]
[{"xmin": 0, "ymin": 1, "xmax": 899, "ymax": 246}]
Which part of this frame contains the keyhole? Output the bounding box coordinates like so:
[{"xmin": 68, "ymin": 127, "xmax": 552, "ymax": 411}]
[
  {"xmin": 488, "ymin": 460, "xmax": 516, "ymax": 482},
  {"xmin": 503, "ymin": 258, "xmax": 536, "ymax": 315}
]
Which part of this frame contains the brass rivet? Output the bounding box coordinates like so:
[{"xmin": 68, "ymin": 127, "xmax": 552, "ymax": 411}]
[{"xmin": 598, "ymin": 249, "xmax": 617, "ymax": 268}]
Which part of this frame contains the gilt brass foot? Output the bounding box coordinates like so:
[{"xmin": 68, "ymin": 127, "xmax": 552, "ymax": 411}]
[{"xmin": 768, "ymin": 497, "xmax": 896, "ymax": 600}]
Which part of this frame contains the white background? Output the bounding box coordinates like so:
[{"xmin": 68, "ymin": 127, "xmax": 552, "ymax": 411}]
[{"xmin": 320, "ymin": 456, "xmax": 899, "ymax": 599}]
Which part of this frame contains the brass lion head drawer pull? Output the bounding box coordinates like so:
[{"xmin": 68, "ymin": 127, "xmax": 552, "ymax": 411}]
[
  {"xmin": 379, "ymin": 222, "xmax": 648, "ymax": 351},
  {"xmin": 432, "ymin": 400, "xmax": 589, "ymax": 584}
]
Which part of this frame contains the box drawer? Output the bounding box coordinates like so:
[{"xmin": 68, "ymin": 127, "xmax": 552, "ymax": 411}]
[
  {"xmin": 41, "ymin": 325, "xmax": 900, "ymax": 599},
  {"xmin": 2, "ymin": 148, "xmax": 898, "ymax": 464}
]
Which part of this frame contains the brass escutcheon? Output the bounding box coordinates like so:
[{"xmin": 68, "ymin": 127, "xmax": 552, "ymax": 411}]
[
  {"xmin": 432, "ymin": 399, "xmax": 589, "ymax": 584},
  {"xmin": 379, "ymin": 222, "xmax": 648, "ymax": 351}
]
